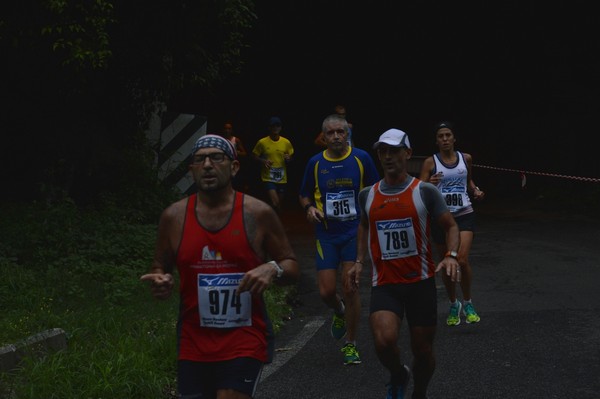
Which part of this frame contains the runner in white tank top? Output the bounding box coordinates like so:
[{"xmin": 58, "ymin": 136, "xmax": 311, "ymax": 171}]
[
  {"xmin": 432, "ymin": 150, "xmax": 473, "ymax": 217},
  {"xmin": 419, "ymin": 121, "xmax": 485, "ymax": 328}
]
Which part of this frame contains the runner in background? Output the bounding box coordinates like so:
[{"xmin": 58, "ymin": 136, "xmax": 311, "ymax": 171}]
[
  {"xmin": 419, "ymin": 121, "xmax": 485, "ymax": 326},
  {"xmin": 220, "ymin": 121, "xmax": 249, "ymax": 192},
  {"xmin": 252, "ymin": 116, "xmax": 295, "ymax": 213}
]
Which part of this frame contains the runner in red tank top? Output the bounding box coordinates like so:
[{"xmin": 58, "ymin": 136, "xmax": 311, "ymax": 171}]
[{"xmin": 141, "ymin": 134, "xmax": 299, "ymax": 399}]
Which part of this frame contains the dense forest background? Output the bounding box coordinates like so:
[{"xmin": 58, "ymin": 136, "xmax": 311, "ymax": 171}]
[
  {"xmin": 2, "ymin": 1, "xmax": 599, "ymax": 208},
  {"xmin": 1, "ymin": 0, "xmax": 257, "ymax": 208}
]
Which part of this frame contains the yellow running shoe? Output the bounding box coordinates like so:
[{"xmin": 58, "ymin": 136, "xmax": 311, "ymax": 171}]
[
  {"xmin": 341, "ymin": 343, "xmax": 361, "ymax": 365},
  {"xmin": 463, "ymin": 302, "xmax": 481, "ymax": 323},
  {"xmin": 446, "ymin": 300, "xmax": 462, "ymax": 326},
  {"xmin": 331, "ymin": 313, "xmax": 347, "ymax": 340}
]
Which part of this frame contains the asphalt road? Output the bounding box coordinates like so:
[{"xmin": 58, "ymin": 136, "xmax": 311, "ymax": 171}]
[{"xmin": 255, "ymin": 198, "xmax": 600, "ymax": 399}]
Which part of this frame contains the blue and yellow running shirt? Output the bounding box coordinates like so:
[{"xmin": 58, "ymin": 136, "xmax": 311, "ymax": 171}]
[{"xmin": 299, "ymin": 146, "xmax": 380, "ymax": 236}]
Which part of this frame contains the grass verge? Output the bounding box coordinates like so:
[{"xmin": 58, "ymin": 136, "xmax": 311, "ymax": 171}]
[{"xmin": 0, "ymin": 200, "xmax": 295, "ymax": 398}]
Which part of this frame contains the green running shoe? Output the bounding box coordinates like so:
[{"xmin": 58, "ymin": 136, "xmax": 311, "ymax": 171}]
[
  {"xmin": 463, "ymin": 302, "xmax": 481, "ymax": 323},
  {"xmin": 331, "ymin": 312, "xmax": 347, "ymax": 340},
  {"xmin": 446, "ymin": 300, "xmax": 462, "ymax": 326},
  {"xmin": 341, "ymin": 343, "xmax": 361, "ymax": 365}
]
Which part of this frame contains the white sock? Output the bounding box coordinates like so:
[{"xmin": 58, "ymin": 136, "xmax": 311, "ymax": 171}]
[{"xmin": 337, "ymin": 299, "xmax": 345, "ymax": 315}]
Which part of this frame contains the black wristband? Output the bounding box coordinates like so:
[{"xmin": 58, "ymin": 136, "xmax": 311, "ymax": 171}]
[{"xmin": 304, "ymin": 203, "xmax": 313, "ymax": 212}]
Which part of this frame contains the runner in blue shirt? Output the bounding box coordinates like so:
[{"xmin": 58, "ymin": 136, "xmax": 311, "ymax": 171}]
[{"xmin": 299, "ymin": 113, "xmax": 380, "ymax": 366}]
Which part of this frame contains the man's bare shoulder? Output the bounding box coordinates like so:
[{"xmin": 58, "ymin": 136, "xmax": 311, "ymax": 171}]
[
  {"xmin": 160, "ymin": 197, "xmax": 188, "ymax": 221},
  {"xmin": 241, "ymin": 194, "xmax": 283, "ymax": 257},
  {"xmin": 242, "ymin": 194, "xmax": 273, "ymax": 216}
]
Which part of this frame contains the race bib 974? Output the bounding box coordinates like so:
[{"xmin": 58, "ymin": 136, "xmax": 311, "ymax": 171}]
[{"xmin": 197, "ymin": 273, "xmax": 251, "ymax": 328}]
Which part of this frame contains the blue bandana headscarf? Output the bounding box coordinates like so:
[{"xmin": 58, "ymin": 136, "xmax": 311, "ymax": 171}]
[{"xmin": 191, "ymin": 134, "xmax": 237, "ymax": 160}]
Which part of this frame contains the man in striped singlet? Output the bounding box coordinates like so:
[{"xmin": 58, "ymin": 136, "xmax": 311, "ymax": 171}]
[{"xmin": 347, "ymin": 128, "xmax": 461, "ymax": 399}]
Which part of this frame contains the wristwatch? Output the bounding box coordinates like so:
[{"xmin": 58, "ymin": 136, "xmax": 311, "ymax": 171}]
[
  {"xmin": 269, "ymin": 260, "xmax": 284, "ymax": 279},
  {"xmin": 445, "ymin": 250, "xmax": 458, "ymax": 259}
]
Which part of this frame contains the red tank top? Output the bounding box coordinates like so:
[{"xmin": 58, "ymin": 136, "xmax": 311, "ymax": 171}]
[
  {"xmin": 366, "ymin": 179, "xmax": 436, "ymax": 285},
  {"xmin": 175, "ymin": 192, "xmax": 272, "ymax": 362}
]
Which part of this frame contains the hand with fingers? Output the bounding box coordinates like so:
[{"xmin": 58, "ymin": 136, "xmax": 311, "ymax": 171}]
[
  {"xmin": 306, "ymin": 206, "xmax": 324, "ymax": 224},
  {"xmin": 140, "ymin": 273, "xmax": 174, "ymax": 300},
  {"xmin": 435, "ymin": 258, "xmax": 461, "ymax": 283}
]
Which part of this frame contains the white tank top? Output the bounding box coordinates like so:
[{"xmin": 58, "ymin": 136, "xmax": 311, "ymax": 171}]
[{"xmin": 433, "ymin": 151, "xmax": 473, "ymax": 216}]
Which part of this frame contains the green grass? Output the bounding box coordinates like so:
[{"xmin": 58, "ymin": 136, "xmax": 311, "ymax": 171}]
[{"xmin": 0, "ymin": 200, "xmax": 295, "ymax": 398}]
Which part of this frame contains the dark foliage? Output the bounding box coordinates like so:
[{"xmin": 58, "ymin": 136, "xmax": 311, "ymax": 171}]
[{"xmin": 1, "ymin": 0, "xmax": 255, "ymax": 205}]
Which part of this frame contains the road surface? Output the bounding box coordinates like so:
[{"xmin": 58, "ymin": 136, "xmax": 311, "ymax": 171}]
[{"xmin": 256, "ymin": 198, "xmax": 600, "ymax": 399}]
